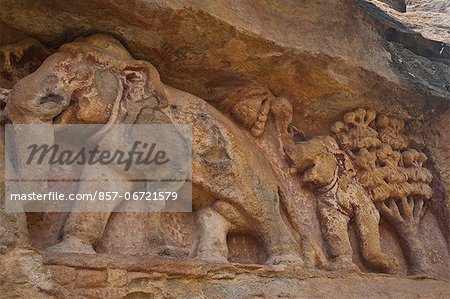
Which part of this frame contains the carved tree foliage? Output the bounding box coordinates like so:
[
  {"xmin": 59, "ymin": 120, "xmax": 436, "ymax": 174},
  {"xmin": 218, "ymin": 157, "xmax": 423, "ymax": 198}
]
[{"xmin": 331, "ymin": 108, "xmax": 434, "ymax": 274}]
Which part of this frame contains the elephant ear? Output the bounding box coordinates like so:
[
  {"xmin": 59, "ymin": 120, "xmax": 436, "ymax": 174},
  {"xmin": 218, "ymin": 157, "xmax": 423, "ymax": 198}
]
[
  {"xmin": 64, "ymin": 68, "xmax": 121, "ymax": 124},
  {"xmin": 122, "ymin": 61, "xmax": 168, "ymax": 109},
  {"xmin": 92, "ymin": 68, "xmax": 120, "ymax": 111}
]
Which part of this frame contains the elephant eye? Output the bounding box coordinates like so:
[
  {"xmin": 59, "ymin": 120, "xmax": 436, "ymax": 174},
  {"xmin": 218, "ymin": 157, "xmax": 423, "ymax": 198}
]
[
  {"xmin": 38, "ymin": 94, "xmax": 64, "ymax": 105},
  {"xmin": 126, "ymin": 72, "xmax": 142, "ymax": 83}
]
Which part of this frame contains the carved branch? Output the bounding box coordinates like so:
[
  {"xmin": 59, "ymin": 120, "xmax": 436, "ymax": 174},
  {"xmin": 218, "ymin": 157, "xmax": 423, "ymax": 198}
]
[
  {"xmin": 378, "ymin": 199, "xmax": 403, "ymax": 224},
  {"xmin": 413, "ymin": 197, "xmax": 425, "ymax": 224},
  {"xmin": 400, "ymin": 196, "xmax": 414, "ymax": 223}
]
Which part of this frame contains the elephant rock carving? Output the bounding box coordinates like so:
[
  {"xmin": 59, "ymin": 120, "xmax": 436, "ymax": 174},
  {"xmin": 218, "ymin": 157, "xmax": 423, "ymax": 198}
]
[
  {"xmin": 5, "ymin": 34, "xmax": 303, "ymax": 266},
  {"xmin": 284, "ymin": 135, "xmax": 398, "ymax": 273}
]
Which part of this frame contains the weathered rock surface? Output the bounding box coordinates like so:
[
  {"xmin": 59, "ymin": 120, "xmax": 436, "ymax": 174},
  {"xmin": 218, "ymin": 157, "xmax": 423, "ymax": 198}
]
[
  {"xmin": 0, "ymin": 0, "xmax": 449, "ymax": 298},
  {"xmin": 2, "ymin": 251, "xmax": 449, "ymax": 298},
  {"xmin": 378, "ymin": 0, "xmax": 406, "ymax": 12}
]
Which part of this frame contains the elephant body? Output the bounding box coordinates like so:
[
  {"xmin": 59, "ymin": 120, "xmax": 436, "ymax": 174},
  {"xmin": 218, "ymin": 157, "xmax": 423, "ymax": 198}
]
[
  {"xmin": 160, "ymin": 86, "xmax": 300, "ymax": 263},
  {"xmin": 5, "ymin": 34, "xmax": 302, "ymax": 265}
]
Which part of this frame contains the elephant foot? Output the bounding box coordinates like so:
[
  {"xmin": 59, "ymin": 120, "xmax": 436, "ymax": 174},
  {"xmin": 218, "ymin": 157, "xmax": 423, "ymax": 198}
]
[
  {"xmin": 409, "ymin": 264, "xmax": 433, "ymax": 276},
  {"xmin": 266, "ymin": 253, "xmax": 304, "ymax": 266},
  {"xmin": 194, "ymin": 206, "xmax": 231, "ymax": 264},
  {"xmin": 193, "ymin": 252, "xmax": 229, "ymax": 264},
  {"xmin": 156, "ymin": 245, "xmax": 190, "ymax": 258},
  {"xmin": 46, "ymin": 237, "xmax": 96, "ymax": 254},
  {"xmin": 366, "ymin": 253, "xmax": 399, "ymax": 274},
  {"xmin": 325, "ymin": 256, "xmax": 359, "ymax": 272}
]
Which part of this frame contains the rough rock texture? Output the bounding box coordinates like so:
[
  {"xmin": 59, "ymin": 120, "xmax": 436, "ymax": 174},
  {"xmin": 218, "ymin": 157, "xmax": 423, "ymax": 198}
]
[
  {"xmin": 379, "ymin": 0, "xmax": 406, "ymax": 12},
  {"xmin": 2, "ymin": 252, "xmax": 448, "ymax": 298},
  {"xmin": 0, "ymin": 0, "xmax": 449, "ymax": 298}
]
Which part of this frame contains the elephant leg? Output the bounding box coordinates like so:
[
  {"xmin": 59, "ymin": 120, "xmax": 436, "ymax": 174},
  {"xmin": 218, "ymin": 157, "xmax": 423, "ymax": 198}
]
[
  {"xmin": 262, "ymin": 211, "xmax": 304, "ymax": 265},
  {"xmin": 49, "ymin": 211, "xmax": 111, "ymax": 254},
  {"xmin": 250, "ymin": 193, "xmax": 303, "ymax": 265},
  {"xmin": 36, "ymin": 212, "xmax": 69, "ymax": 248},
  {"xmin": 194, "ymin": 206, "xmax": 231, "ymax": 263},
  {"xmin": 317, "ymin": 199, "xmax": 357, "ymax": 271},
  {"xmin": 148, "ymin": 213, "xmax": 164, "ymax": 247},
  {"xmin": 46, "ymin": 171, "xmax": 129, "ymax": 254},
  {"xmin": 354, "ymin": 201, "xmax": 399, "ymax": 274}
]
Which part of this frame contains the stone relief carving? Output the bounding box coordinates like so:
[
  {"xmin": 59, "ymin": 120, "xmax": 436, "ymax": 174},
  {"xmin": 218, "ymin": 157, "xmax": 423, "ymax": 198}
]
[
  {"xmin": 283, "ymin": 135, "xmax": 398, "ymax": 273},
  {"xmin": 219, "ymin": 84, "xmax": 295, "ymax": 139},
  {"xmin": 233, "ymin": 91, "xmax": 328, "ymax": 268},
  {"xmin": 0, "ymin": 35, "xmax": 447, "ymax": 291},
  {"xmin": 219, "ymin": 84, "xmax": 330, "ymax": 268},
  {"xmin": 330, "ymin": 108, "xmax": 381, "ymax": 151},
  {"xmin": 332, "ymin": 108, "xmax": 435, "ymax": 275},
  {"xmin": 376, "ymin": 114, "xmax": 409, "ymax": 150},
  {"xmin": 4, "ymin": 35, "xmax": 303, "ymax": 265},
  {"xmin": 0, "ymin": 0, "xmax": 449, "ymax": 293},
  {"xmin": 0, "ymin": 38, "xmax": 50, "ymax": 89},
  {"xmin": 226, "ymin": 85, "xmax": 273, "ymax": 137}
]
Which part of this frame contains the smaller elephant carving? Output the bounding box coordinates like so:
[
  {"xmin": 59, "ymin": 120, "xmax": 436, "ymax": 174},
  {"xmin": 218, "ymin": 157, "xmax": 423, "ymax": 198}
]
[{"xmin": 284, "ymin": 135, "xmax": 398, "ymax": 273}]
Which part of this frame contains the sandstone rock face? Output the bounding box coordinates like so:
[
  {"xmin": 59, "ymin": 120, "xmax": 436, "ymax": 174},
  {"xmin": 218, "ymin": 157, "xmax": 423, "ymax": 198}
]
[
  {"xmin": 379, "ymin": 0, "xmax": 406, "ymax": 12},
  {"xmin": 0, "ymin": 0, "xmax": 449, "ymax": 298}
]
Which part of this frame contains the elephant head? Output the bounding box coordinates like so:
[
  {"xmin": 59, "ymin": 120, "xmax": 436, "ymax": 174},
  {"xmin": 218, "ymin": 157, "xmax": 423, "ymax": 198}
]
[
  {"xmin": 5, "ymin": 34, "xmax": 169, "ymax": 179},
  {"xmin": 6, "ymin": 34, "xmax": 168, "ymax": 125},
  {"xmin": 284, "ymin": 136, "xmax": 340, "ymax": 189}
]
